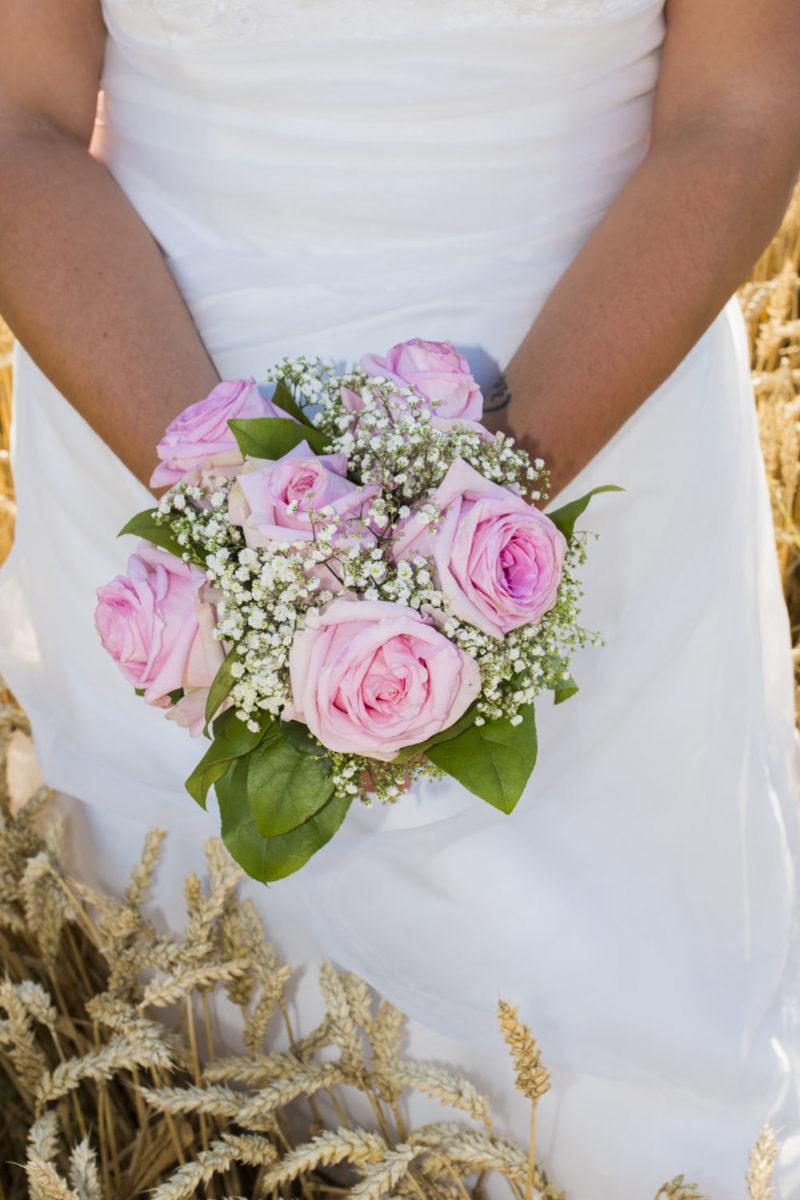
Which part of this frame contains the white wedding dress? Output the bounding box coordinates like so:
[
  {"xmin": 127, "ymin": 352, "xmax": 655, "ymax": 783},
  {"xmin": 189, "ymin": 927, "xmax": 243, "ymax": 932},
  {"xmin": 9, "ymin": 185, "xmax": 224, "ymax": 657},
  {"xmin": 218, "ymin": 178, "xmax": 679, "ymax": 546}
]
[{"xmin": 1, "ymin": 0, "xmax": 799, "ymax": 1195}]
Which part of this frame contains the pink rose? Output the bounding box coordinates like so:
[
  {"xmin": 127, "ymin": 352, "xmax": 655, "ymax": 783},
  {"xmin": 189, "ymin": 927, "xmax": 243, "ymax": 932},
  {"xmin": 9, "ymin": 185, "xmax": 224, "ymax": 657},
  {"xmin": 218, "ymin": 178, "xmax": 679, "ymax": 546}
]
[
  {"xmin": 166, "ymin": 687, "xmax": 212, "ymax": 739},
  {"xmin": 228, "ymin": 441, "xmax": 379, "ymax": 552},
  {"xmin": 151, "ymin": 379, "xmax": 289, "ymax": 489},
  {"xmin": 283, "ymin": 598, "xmax": 481, "ymax": 761},
  {"xmin": 392, "ymin": 458, "xmax": 567, "ymax": 639},
  {"xmin": 95, "ymin": 543, "xmax": 224, "ymax": 731},
  {"xmin": 360, "ymin": 339, "xmax": 483, "ymax": 421}
]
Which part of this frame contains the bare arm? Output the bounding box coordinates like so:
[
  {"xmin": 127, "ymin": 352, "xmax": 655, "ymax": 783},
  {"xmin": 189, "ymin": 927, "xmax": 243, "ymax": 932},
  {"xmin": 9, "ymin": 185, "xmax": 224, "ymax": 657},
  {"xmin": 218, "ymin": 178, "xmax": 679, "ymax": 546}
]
[
  {"xmin": 486, "ymin": 0, "xmax": 800, "ymax": 500},
  {"xmin": 0, "ymin": 0, "xmax": 219, "ymax": 488}
]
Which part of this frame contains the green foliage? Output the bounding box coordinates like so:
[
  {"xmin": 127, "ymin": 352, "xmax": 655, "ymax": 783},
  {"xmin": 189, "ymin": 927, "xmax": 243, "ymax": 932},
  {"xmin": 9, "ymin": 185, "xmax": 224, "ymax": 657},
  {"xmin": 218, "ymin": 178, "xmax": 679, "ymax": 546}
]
[
  {"xmin": 118, "ymin": 508, "xmax": 205, "ymax": 567},
  {"xmin": 547, "ymin": 485, "xmax": 623, "ymax": 542},
  {"xmin": 270, "ymin": 377, "xmax": 314, "ymax": 426},
  {"xmin": 218, "ymin": 755, "xmax": 351, "ymax": 882},
  {"xmin": 185, "ymin": 707, "xmax": 270, "ymax": 809},
  {"xmin": 189, "ymin": 710, "xmax": 339, "ymax": 873},
  {"xmin": 246, "ymin": 735, "xmax": 334, "ymax": 837},
  {"xmin": 426, "ymin": 704, "xmax": 538, "ymax": 814},
  {"xmin": 280, "ymin": 720, "xmax": 328, "ymax": 756},
  {"xmin": 228, "ymin": 415, "xmax": 327, "ymax": 460},
  {"xmin": 553, "ymin": 675, "xmax": 578, "ymax": 705},
  {"xmin": 397, "ymin": 704, "xmax": 480, "ymax": 763},
  {"xmin": 204, "ymin": 646, "xmax": 242, "ymax": 729}
]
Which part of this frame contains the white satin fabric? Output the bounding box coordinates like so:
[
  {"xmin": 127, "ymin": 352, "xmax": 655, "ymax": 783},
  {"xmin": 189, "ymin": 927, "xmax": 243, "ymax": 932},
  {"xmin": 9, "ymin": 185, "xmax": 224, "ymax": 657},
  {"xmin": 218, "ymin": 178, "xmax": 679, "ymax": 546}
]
[{"xmin": 1, "ymin": 0, "xmax": 799, "ymax": 1195}]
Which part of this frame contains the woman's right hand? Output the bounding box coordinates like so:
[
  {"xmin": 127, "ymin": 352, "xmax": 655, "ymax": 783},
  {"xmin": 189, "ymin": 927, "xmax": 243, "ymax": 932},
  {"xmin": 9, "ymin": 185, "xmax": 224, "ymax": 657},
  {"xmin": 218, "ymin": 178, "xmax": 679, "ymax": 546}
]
[{"xmin": 0, "ymin": 0, "xmax": 220, "ymax": 487}]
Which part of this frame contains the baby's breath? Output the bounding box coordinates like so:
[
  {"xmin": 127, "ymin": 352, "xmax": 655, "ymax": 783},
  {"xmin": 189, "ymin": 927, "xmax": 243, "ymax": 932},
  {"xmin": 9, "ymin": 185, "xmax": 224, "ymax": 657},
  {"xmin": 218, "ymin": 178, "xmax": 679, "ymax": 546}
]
[{"xmin": 314, "ymin": 372, "xmax": 536, "ymax": 514}]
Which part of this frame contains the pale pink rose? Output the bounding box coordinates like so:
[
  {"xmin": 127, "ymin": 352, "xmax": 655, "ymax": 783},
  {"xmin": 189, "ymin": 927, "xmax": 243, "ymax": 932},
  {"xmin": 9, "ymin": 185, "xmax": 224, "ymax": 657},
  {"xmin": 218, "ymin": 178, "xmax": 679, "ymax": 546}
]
[
  {"xmin": 283, "ymin": 598, "xmax": 481, "ymax": 761},
  {"xmin": 360, "ymin": 339, "xmax": 483, "ymax": 421},
  {"xmin": 151, "ymin": 379, "xmax": 289, "ymax": 488},
  {"xmin": 95, "ymin": 543, "xmax": 224, "ymax": 720},
  {"xmin": 392, "ymin": 458, "xmax": 566, "ymax": 639},
  {"xmin": 166, "ymin": 688, "xmax": 211, "ymax": 738},
  {"xmin": 171, "ymin": 592, "xmax": 227, "ymax": 734},
  {"xmin": 228, "ymin": 441, "xmax": 379, "ymax": 552}
]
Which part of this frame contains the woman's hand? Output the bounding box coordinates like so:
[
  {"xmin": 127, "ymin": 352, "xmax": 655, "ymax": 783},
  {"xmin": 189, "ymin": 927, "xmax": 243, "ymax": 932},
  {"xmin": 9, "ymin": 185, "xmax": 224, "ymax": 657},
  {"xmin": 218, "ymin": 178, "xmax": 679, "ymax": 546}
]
[
  {"xmin": 0, "ymin": 0, "xmax": 220, "ymax": 488},
  {"xmin": 490, "ymin": 0, "xmax": 800, "ymax": 501}
]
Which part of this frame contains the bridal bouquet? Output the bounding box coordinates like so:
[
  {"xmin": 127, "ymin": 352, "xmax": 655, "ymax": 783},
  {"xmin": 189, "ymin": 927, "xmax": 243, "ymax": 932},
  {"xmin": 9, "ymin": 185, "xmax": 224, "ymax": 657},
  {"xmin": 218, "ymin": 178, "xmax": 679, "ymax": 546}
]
[{"xmin": 96, "ymin": 340, "xmax": 612, "ymax": 881}]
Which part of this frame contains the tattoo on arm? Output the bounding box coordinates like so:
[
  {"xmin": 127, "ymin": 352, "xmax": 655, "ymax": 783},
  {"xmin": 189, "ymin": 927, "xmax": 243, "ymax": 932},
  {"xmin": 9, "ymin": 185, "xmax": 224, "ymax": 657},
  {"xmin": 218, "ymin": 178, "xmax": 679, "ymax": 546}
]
[{"xmin": 485, "ymin": 372, "xmax": 512, "ymax": 413}]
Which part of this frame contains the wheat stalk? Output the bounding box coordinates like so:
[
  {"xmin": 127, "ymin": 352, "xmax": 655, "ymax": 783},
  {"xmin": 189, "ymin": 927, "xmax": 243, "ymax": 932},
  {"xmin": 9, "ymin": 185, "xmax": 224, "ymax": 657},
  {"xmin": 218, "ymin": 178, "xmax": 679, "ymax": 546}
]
[
  {"xmin": 0, "ymin": 976, "xmax": 50, "ymax": 1098},
  {"xmin": 746, "ymin": 1126, "xmax": 779, "ymax": 1200},
  {"xmin": 27, "ymin": 1112, "xmax": 60, "ymax": 1165},
  {"xmin": 350, "ymin": 1143, "xmax": 419, "ymax": 1200},
  {"xmin": 654, "ymin": 1179, "xmax": 710, "ymax": 1200},
  {"xmin": 137, "ymin": 956, "xmax": 253, "ymax": 1010},
  {"xmin": 67, "ymin": 1141, "xmax": 102, "ymax": 1200},
  {"xmin": 203, "ymin": 1048, "xmax": 325, "ymax": 1084},
  {"xmin": 319, "ymin": 959, "xmax": 368, "ymax": 1081},
  {"xmin": 497, "ymin": 1000, "xmax": 551, "ymax": 1200},
  {"xmin": 36, "ymin": 1032, "xmax": 173, "ymax": 1107},
  {"xmin": 383, "ymin": 1061, "xmax": 493, "ymax": 1130},
  {"xmin": 255, "ymin": 1127, "xmax": 387, "ymax": 1192},
  {"xmin": 149, "ymin": 1133, "xmax": 276, "ymax": 1200},
  {"xmin": 24, "ymin": 1159, "xmax": 79, "ymax": 1200}
]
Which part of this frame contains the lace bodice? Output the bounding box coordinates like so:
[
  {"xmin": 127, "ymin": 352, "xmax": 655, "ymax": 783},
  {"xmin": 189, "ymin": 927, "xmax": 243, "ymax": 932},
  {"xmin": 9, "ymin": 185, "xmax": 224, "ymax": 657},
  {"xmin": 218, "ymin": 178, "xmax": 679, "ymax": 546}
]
[{"xmin": 103, "ymin": 0, "xmax": 663, "ymax": 43}]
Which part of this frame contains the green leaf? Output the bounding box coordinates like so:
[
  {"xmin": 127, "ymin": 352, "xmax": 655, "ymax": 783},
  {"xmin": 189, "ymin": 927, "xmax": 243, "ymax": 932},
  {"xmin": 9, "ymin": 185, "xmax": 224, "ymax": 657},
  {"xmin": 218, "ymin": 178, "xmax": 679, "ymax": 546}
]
[
  {"xmin": 227, "ymin": 416, "xmax": 327, "ymax": 461},
  {"xmin": 218, "ymin": 757, "xmax": 352, "ymax": 882},
  {"xmin": 246, "ymin": 736, "xmax": 334, "ymax": 837},
  {"xmin": 270, "ymin": 378, "xmax": 313, "ymax": 426},
  {"xmin": 204, "ymin": 646, "xmax": 241, "ymax": 729},
  {"xmin": 547, "ymin": 485, "xmax": 624, "ymax": 542},
  {"xmin": 396, "ymin": 703, "xmax": 479, "ymax": 763},
  {"xmin": 118, "ymin": 509, "xmax": 205, "ymax": 567},
  {"xmin": 185, "ymin": 708, "xmax": 275, "ymax": 809},
  {"xmin": 553, "ymin": 676, "xmax": 578, "ymax": 705},
  {"xmin": 426, "ymin": 704, "xmax": 538, "ymax": 814},
  {"xmin": 280, "ymin": 720, "xmax": 328, "ymax": 757}
]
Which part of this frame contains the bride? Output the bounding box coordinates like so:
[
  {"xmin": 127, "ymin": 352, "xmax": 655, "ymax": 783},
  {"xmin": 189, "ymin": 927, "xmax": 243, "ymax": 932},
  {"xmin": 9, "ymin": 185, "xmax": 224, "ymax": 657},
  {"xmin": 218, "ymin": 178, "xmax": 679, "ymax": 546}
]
[{"xmin": 1, "ymin": 0, "xmax": 799, "ymax": 1195}]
